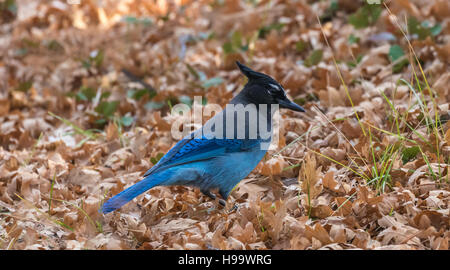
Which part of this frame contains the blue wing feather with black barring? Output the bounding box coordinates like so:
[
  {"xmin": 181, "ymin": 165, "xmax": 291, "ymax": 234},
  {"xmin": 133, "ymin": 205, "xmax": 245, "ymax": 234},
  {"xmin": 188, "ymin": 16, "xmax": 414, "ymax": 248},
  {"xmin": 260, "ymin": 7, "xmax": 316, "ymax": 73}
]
[{"xmin": 143, "ymin": 137, "xmax": 254, "ymax": 177}]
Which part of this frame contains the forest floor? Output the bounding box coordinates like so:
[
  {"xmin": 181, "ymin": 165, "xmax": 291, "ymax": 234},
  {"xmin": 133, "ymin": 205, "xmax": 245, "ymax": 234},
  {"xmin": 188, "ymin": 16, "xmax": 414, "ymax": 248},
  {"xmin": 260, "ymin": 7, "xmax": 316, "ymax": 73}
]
[{"xmin": 0, "ymin": 0, "xmax": 449, "ymax": 250}]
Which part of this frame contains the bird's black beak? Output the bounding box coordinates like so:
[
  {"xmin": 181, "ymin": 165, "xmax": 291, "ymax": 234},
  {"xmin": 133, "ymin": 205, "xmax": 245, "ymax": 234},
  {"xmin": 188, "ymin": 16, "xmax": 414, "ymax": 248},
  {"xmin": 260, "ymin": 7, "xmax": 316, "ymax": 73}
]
[{"xmin": 277, "ymin": 97, "xmax": 306, "ymax": 112}]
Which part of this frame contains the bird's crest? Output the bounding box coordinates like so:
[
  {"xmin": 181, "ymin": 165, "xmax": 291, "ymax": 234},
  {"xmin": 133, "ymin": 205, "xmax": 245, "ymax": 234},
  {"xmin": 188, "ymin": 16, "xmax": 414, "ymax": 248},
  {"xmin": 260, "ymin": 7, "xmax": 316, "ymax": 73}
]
[
  {"xmin": 236, "ymin": 61, "xmax": 274, "ymax": 82},
  {"xmin": 236, "ymin": 61, "xmax": 284, "ymax": 93}
]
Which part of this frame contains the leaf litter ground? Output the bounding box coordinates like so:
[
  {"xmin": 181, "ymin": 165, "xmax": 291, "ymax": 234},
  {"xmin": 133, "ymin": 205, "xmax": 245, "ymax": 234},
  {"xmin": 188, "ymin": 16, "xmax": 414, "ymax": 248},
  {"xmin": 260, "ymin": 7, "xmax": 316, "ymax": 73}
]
[{"xmin": 0, "ymin": 0, "xmax": 448, "ymax": 250}]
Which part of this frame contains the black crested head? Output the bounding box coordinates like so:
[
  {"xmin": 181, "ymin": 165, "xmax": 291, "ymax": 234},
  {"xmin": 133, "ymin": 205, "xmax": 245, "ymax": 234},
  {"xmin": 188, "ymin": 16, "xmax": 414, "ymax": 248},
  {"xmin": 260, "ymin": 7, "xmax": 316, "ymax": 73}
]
[
  {"xmin": 235, "ymin": 61, "xmax": 305, "ymax": 113},
  {"xmin": 236, "ymin": 61, "xmax": 279, "ymax": 85}
]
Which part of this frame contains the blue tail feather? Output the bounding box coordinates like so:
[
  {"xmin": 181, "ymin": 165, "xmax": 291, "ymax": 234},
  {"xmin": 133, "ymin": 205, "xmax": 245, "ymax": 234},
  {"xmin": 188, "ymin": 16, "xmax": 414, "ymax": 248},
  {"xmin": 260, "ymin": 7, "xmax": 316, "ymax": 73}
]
[{"xmin": 101, "ymin": 175, "xmax": 161, "ymax": 213}]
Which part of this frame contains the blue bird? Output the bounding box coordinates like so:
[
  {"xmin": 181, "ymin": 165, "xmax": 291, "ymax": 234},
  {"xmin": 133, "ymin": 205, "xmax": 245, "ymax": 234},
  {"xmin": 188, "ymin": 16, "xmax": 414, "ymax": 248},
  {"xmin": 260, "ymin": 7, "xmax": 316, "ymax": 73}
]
[{"xmin": 101, "ymin": 61, "xmax": 305, "ymax": 213}]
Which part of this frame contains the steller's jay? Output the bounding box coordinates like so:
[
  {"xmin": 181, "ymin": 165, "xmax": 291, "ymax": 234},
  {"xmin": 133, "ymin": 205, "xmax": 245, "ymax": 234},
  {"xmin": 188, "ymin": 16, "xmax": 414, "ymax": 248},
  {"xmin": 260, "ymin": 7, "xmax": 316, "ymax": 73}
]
[{"xmin": 101, "ymin": 61, "xmax": 305, "ymax": 213}]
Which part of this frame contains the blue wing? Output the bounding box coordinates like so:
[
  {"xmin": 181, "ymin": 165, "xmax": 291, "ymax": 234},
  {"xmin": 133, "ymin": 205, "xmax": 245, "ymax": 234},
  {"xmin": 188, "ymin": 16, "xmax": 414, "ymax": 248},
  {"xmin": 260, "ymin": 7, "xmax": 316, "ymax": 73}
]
[{"xmin": 143, "ymin": 137, "xmax": 258, "ymax": 177}]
